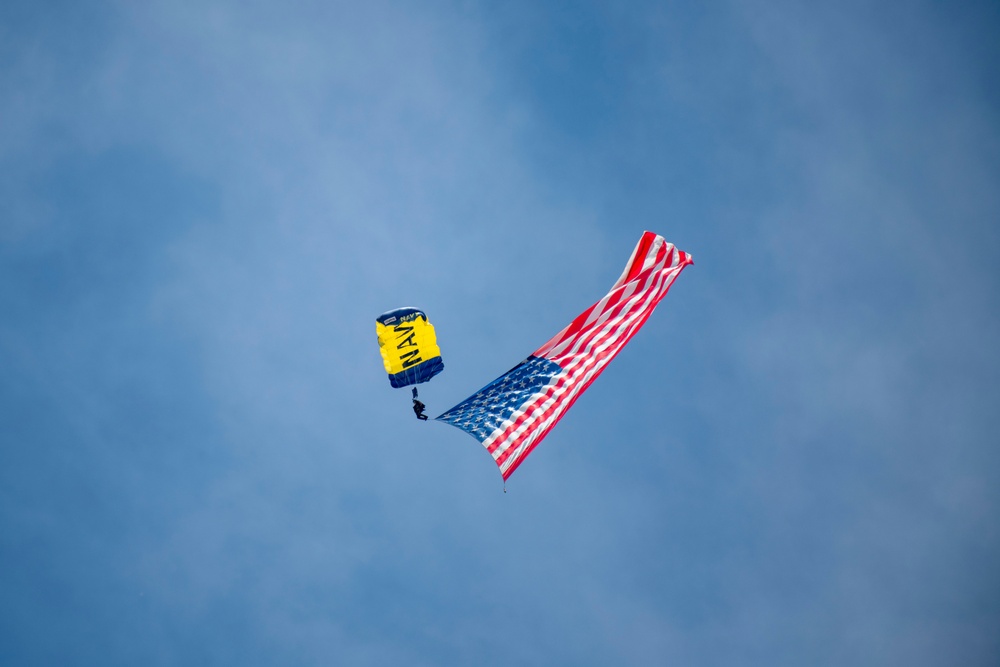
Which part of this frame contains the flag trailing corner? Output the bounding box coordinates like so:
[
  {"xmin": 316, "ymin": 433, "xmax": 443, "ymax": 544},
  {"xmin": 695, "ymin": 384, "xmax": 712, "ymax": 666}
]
[{"xmin": 437, "ymin": 231, "xmax": 693, "ymax": 481}]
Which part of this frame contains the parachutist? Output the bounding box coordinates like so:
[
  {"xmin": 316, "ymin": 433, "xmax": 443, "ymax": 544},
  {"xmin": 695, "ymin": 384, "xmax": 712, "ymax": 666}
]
[{"xmin": 412, "ymin": 399, "xmax": 429, "ymax": 421}]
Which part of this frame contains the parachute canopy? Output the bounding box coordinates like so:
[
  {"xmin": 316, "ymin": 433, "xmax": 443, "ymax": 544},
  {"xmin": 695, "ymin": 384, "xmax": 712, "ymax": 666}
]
[{"xmin": 376, "ymin": 307, "xmax": 444, "ymax": 388}]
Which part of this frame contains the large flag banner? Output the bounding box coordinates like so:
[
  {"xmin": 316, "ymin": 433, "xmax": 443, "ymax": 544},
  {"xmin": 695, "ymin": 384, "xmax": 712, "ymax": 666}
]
[{"xmin": 437, "ymin": 231, "xmax": 693, "ymax": 480}]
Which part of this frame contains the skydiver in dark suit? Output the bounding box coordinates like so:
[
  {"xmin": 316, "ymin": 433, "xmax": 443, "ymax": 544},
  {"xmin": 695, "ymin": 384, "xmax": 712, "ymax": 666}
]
[{"xmin": 412, "ymin": 387, "xmax": 428, "ymax": 420}]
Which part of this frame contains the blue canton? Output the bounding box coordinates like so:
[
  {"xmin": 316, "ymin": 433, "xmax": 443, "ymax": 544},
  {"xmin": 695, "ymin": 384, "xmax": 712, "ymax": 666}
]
[{"xmin": 436, "ymin": 356, "xmax": 563, "ymax": 443}]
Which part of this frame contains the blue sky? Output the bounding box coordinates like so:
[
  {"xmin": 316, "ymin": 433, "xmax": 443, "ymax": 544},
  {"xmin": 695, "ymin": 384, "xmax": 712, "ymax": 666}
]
[{"xmin": 2, "ymin": 1, "xmax": 998, "ymax": 665}]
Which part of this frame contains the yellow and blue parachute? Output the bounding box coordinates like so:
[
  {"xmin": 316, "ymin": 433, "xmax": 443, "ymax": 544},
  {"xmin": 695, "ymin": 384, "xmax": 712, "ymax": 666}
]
[{"xmin": 376, "ymin": 307, "xmax": 444, "ymax": 388}]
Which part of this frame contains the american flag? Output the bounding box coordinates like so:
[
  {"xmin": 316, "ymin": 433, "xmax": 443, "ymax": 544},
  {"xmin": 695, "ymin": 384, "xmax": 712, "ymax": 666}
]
[{"xmin": 437, "ymin": 231, "xmax": 693, "ymax": 480}]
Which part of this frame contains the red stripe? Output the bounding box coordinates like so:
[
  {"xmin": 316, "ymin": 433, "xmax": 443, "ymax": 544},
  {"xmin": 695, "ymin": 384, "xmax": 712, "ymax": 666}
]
[
  {"xmin": 536, "ymin": 240, "xmax": 678, "ymax": 359},
  {"xmin": 537, "ymin": 265, "xmax": 651, "ymax": 359},
  {"xmin": 535, "ymin": 233, "xmax": 659, "ymax": 356},
  {"xmin": 618, "ymin": 231, "xmax": 657, "ymax": 287}
]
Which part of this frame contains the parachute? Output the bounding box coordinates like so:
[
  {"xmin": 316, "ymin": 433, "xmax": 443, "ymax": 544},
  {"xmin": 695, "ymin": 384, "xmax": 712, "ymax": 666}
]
[{"xmin": 376, "ymin": 307, "xmax": 444, "ymax": 388}]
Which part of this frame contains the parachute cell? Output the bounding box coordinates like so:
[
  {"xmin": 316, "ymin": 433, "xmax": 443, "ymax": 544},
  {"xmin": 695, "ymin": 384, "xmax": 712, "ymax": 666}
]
[{"xmin": 376, "ymin": 307, "xmax": 444, "ymax": 388}]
